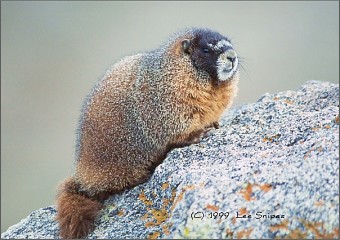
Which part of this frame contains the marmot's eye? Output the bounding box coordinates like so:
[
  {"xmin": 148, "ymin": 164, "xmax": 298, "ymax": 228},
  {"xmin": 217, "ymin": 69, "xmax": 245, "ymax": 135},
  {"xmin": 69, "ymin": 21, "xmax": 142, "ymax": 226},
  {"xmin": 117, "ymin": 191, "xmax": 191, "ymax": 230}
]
[{"xmin": 202, "ymin": 48, "xmax": 209, "ymax": 53}]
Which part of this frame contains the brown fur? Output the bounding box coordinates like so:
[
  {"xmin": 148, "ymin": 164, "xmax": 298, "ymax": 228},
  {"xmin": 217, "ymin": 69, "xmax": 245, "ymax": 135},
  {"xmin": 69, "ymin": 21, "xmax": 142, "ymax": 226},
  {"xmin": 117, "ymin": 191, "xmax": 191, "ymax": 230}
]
[
  {"xmin": 56, "ymin": 28, "xmax": 239, "ymax": 239},
  {"xmin": 56, "ymin": 178, "xmax": 105, "ymax": 239}
]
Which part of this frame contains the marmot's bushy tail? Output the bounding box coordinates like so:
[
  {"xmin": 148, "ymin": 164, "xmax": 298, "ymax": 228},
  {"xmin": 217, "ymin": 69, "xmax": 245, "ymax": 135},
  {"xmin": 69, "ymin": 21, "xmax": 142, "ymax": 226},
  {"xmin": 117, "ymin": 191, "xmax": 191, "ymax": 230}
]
[{"xmin": 56, "ymin": 177, "xmax": 104, "ymax": 239}]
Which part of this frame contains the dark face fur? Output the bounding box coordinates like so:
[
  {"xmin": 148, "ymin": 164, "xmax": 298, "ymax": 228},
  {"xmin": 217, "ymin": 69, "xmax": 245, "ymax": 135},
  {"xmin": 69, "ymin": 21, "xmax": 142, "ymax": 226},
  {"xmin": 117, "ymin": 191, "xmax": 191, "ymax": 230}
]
[{"xmin": 182, "ymin": 30, "xmax": 238, "ymax": 82}]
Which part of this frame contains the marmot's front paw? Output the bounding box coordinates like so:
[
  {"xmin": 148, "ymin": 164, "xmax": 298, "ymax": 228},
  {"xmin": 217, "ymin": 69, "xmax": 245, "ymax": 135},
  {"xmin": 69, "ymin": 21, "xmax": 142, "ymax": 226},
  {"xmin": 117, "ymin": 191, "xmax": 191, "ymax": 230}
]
[
  {"xmin": 202, "ymin": 122, "xmax": 220, "ymax": 138},
  {"xmin": 212, "ymin": 121, "xmax": 220, "ymax": 129}
]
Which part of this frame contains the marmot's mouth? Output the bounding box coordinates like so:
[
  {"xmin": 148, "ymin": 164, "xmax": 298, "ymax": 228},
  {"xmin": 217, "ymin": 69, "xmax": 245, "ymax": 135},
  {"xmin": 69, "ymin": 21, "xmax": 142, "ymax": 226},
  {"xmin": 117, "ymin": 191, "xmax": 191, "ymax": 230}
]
[{"xmin": 216, "ymin": 49, "xmax": 238, "ymax": 81}]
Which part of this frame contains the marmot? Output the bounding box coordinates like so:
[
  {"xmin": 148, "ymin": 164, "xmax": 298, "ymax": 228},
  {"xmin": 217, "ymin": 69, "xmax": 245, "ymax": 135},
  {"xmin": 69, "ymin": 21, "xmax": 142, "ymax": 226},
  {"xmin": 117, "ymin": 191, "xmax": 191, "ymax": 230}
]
[{"xmin": 56, "ymin": 27, "xmax": 239, "ymax": 239}]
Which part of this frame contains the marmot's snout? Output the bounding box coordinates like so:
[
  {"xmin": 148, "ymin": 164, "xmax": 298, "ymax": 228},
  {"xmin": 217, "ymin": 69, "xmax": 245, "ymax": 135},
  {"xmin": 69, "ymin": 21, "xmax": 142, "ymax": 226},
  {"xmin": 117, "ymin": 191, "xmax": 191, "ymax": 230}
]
[{"xmin": 217, "ymin": 47, "xmax": 238, "ymax": 82}]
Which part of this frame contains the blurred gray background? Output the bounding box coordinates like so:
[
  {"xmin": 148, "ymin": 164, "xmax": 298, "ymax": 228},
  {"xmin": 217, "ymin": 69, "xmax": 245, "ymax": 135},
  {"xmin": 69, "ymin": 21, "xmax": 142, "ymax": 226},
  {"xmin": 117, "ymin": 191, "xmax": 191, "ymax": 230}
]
[{"xmin": 1, "ymin": 1, "xmax": 339, "ymax": 232}]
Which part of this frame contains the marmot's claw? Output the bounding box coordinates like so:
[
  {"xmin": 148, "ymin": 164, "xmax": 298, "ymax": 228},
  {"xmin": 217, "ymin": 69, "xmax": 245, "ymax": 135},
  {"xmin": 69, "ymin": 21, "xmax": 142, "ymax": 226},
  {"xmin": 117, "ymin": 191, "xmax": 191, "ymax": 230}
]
[{"xmin": 212, "ymin": 122, "xmax": 220, "ymax": 129}]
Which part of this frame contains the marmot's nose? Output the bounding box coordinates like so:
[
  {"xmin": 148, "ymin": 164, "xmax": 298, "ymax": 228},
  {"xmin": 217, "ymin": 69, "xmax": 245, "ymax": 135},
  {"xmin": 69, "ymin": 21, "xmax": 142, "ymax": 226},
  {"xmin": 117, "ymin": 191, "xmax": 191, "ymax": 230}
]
[
  {"xmin": 228, "ymin": 56, "xmax": 236, "ymax": 63},
  {"xmin": 226, "ymin": 49, "xmax": 237, "ymax": 62}
]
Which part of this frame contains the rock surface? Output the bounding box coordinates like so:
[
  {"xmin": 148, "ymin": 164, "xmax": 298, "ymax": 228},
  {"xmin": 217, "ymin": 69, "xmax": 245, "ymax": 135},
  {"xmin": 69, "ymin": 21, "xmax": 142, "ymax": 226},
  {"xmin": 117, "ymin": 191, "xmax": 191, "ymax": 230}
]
[{"xmin": 2, "ymin": 80, "xmax": 339, "ymax": 239}]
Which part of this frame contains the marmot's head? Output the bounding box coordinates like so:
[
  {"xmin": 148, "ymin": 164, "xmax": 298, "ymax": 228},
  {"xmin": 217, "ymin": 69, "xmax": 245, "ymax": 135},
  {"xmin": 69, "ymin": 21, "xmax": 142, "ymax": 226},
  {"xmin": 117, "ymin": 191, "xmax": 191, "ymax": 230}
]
[{"xmin": 181, "ymin": 28, "xmax": 239, "ymax": 83}]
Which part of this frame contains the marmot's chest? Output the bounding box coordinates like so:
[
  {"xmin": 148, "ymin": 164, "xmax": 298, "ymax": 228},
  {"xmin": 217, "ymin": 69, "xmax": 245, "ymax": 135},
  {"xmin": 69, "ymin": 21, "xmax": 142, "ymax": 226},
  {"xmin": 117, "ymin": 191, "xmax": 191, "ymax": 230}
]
[{"xmin": 184, "ymin": 82, "xmax": 236, "ymax": 125}]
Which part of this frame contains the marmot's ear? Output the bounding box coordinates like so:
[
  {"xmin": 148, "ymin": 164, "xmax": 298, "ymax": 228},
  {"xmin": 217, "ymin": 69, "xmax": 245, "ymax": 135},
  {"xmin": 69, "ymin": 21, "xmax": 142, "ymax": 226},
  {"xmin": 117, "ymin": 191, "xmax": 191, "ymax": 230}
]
[{"xmin": 182, "ymin": 39, "xmax": 191, "ymax": 54}]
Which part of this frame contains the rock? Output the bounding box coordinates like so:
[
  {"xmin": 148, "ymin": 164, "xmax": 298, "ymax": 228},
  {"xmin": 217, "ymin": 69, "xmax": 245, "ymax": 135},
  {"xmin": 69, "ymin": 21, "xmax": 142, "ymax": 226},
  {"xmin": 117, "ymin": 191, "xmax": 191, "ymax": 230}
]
[{"xmin": 2, "ymin": 80, "xmax": 339, "ymax": 239}]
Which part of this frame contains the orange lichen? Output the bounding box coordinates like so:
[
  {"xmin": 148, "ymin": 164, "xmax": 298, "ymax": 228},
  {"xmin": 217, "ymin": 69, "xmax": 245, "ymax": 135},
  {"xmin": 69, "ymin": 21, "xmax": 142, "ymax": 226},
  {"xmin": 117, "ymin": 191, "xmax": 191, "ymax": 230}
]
[
  {"xmin": 312, "ymin": 126, "xmax": 321, "ymax": 131},
  {"xmin": 147, "ymin": 231, "xmax": 161, "ymax": 239},
  {"xmin": 139, "ymin": 190, "xmax": 153, "ymax": 206},
  {"xmin": 285, "ymin": 229, "xmax": 308, "ymax": 239},
  {"xmin": 270, "ymin": 219, "xmax": 289, "ymax": 232},
  {"xmin": 304, "ymin": 144, "xmax": 324, "ymax": 159},
  {"xmin": 314, "ymin": 201, "xmax": 324, "ymax": 207},
  {"xmin": 225, "ymin": 228, "xmax": 234, "ymax": 238},
  {"xmin": 335, "ymin": 115, "xmax": 339, "ymax": 124},
  {"xmin": 152, "ymin": 208, "xmax": 168, "ymax": 225},
  {"xmin": 141, "ymin": 212, "xmax": 150, "ymax": 220},
  {"xmin": 270, "ymin": 219, "xmax": 339, "ymax": 239},
  {"xmin": 259, "ymin": 184, "xmax": 272, "ymax": 192},
  {"xmin": 231, "ymin": 216, "xmax": 236, "ymax": 225},
  {"xmin": 145, "ymin": 221, "xmax": 156, "ymax": 228},
  {"xmin": 144, "ymin": 207, "xmax": 169, "ymax": 229},
  {"xmin": 303, "ymin": 221, "xmax": 339, "ymax": 239},
  {"xmin": 117, "ymin": 209, "xmax": 124, "ymax": 217},
  {"xmin": 141, "ymin": 186, "xmax": 178, "ymax": 235},
  {"xmin": 239, "ymin": 183, "xmax": 255, "ymax": 201},
  {"xmin": 263, "ymin": 137, "xmax": 273, "ymax": 143},
  {"xmin": 263, "ymin": 134, "xmax": 280, "ymax": 143},
  {"xmin": 206, "ymin": 204, "xmax": 219, "ymax": 211},
  {"xmin": 161, "ymin": 182, "xmax": 169, "ymax": 190},
  {"xmin": 162, "ymin": 198, "xmax": 170, "ymax": 207},
  {"xmin": 284, "ymin": 99, "xmax": 293, "ymax": 105},
  {"xmin": 236, "ymin": 228, "xmax": 253, "ymax": 239},
  {"xmin": 239, "ymin": 183, "xmax": 272, "ymax": 202},
  {"xmin": 170, "ymin": 188, "xmax": 176, "ymax": 202},
  {"xmin": 238, "ymin": 207, "xmax": 248, "ymax": 215},
  {"xmin": 304, "ymin": 150, "xmax": 312, "ymax": 159},
  {"xmin": 161, "ymin": 223, "xmax": 172, "ymax": 236},
  {"xmin": 324, "ymin": 125, "xmax": 331, "ymax": 129}
]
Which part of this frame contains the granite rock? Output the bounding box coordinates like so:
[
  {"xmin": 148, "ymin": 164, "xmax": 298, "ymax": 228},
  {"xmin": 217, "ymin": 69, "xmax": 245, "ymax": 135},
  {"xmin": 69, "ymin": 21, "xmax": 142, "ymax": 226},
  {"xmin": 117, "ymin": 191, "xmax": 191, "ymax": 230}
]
[{"xmin": 2, "ymin": 80, "xmax": 339, "ymax": 239}]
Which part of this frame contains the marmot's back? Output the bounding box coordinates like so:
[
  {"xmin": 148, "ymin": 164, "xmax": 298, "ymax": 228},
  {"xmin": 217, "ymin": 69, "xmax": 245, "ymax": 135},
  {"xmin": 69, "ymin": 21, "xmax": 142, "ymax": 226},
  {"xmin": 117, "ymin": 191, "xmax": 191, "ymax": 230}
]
[
  {"xmin": 75, "ymin": 53, "xmax": 158, "ymax": 193},
  {"xmin": 56, "ymin": 27, "xmax": 240, "ymax": 238}
]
